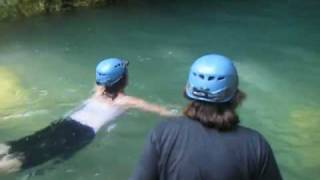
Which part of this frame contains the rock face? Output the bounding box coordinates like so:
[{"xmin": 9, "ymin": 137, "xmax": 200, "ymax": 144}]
[{"xmin": 0, "ymin": 0, "xmax": 119, "ymax": 20}]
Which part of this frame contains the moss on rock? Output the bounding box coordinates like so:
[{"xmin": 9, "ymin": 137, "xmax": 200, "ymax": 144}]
[
  {"xmin": 0, "ymin": 0, "xmax": 117, "ymax": 21},
  {"xmin": 0, "ymin": 0, "xmax": 19, "ymax": 19},
  {"xmin": 17, "ymin": 0, "xmax": 47, "ymax": 17}
]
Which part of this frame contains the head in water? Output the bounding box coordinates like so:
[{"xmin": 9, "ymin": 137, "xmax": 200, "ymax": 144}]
[
  {"xmin": 183, "ymin": 54, "xmax": 246, "ymax": 130},
  {"xmin": 95, "ymin": 58, "xmax": 129, "ymax": 99}
]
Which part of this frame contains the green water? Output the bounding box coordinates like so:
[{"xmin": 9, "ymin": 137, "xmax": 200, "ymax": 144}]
[{"xmin": 0, "ymin": 0, "xmax": 319, "ymax": 179}]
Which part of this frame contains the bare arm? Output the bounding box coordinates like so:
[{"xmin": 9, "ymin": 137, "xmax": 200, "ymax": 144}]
[{"xmin": 123, "ymin": 96, "xmax": 175, "ymax": 116}]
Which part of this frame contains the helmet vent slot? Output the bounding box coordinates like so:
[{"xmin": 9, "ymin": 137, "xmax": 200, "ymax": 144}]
[
  {"xmin": 208, "ymin": 76, "xmax": 215, "ymax": 81},
  {"xmin": 199, "ymin": 74, "xmax": 205, "ymax": 79},
  {"xmin": 218, "ymin": 76, "xmax": 225, "ymax": 81},
  {"xmin": 193, "ymin": 72, "xmax": 197, "ymax": 76}
]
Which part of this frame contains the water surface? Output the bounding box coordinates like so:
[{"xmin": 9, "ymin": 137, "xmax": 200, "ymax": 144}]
[{"xmin": 0, "ymin": 0, "xmax": 319, "ymax": 179}]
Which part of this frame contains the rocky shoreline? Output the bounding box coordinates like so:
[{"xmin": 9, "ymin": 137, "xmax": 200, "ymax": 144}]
[{"xmin": 0, "ymin": 0, "xmax": 122, "ymax": 20}]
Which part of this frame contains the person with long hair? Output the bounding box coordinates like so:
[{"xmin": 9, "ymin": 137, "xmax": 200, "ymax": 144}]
[
  {"xmin": 130, "ymin": 54, "xmax": 282, "ymax": 180},
  {"xmin": 0, "ymin": 58, "xmax": 173, "ymax": 174}
]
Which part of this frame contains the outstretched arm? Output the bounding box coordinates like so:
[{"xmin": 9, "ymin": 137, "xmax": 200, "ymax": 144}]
[{"xmin": 123, "ymin": 96, "xmax": 175, "ymax": 116}]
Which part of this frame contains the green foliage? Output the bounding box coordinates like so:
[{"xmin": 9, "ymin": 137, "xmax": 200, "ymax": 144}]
[
  {"xmin": 0, "ymin": 0, "xmax": 111, "ymax": 20},
  {"xmin": 17, "ymin": 0, "xmax": 47, "ymax": 17}
]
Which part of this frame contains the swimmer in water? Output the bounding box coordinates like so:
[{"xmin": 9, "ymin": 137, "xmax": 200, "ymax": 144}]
[{"xmin": 0, "ymin": 58, "xmax": 173, "ymax": 174}]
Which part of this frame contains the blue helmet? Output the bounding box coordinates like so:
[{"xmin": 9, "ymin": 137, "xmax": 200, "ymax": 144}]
[
  {"xmin": 185, "ymin": 54, "xmax": 238, "ymax": 103},
  {"xmin": 96, "ymin": 58, "xmax": 129, "ymax": 87}
]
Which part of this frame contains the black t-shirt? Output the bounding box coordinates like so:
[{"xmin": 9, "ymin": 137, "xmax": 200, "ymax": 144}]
[{"xmin": 130, "ymin": 117, "xmax": 282, "ymax": 180}]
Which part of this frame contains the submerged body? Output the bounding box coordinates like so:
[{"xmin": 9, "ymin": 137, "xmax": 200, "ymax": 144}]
[
  {"xmin": 70, "ymin": 95, "xmax": 127, "ymax": 133},
  {"xmin": 0, "ymin": 58, "xmax": 173, "ymax": 174},
  {"xmin": 0, "ymin": 90, "xmax": 172, "ymax": 174}
]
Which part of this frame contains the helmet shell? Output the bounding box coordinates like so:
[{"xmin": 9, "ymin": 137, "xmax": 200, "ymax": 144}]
[
  {"xmin": 185, "ymin": 54, "xmax": 238, "ymax": 103},
  {"xmin": 96, "ymin": 58, "xmax": 128, "ymax": 87}
]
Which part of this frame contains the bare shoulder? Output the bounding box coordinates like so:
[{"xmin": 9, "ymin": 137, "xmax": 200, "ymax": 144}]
[{"xmin": 114, "ymin": 95, "xmax": 144, "ymax": 107}]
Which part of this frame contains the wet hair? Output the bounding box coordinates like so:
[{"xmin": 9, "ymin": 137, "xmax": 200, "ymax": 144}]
[
  {"xmin": 183, "ymin": 90, "xmax": 246, "ymax": 131},
  {"xmin": 96, "ymin": 70, "xmax": 128, "ymax": 100}
]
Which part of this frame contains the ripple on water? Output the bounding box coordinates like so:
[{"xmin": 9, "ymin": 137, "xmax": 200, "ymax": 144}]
[{"xmin": 1, "ymin": 109, "xmax": 50, "ymax": 121}]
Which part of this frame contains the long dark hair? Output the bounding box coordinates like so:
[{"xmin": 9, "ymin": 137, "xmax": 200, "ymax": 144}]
[{"xmin": 183, "ymin": 90, "xmax": 246, "ymax": 131}]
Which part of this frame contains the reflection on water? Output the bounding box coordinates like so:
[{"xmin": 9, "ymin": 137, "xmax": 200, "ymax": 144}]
[
  {"xmin": 0, "ymin": 0, "xmax": 320, "ymax": 179},
  {"xmin": 0, "ymin": 67, "xmax": 27, "ymax": 111}
]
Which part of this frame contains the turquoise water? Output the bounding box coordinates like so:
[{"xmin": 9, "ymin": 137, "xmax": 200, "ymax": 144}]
[{"xmin": 0, "ymin": 0, "xmax": 320, "ymax": 179}]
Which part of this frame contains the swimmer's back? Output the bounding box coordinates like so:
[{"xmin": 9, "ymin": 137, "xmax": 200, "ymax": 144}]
[
  {"xmin": 131, "ymin": 117, "xmax": 282, "ymax": 180},
  {"xmin": 70, "ymin": 98, "xmax": 125, "ymax": 132}
]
